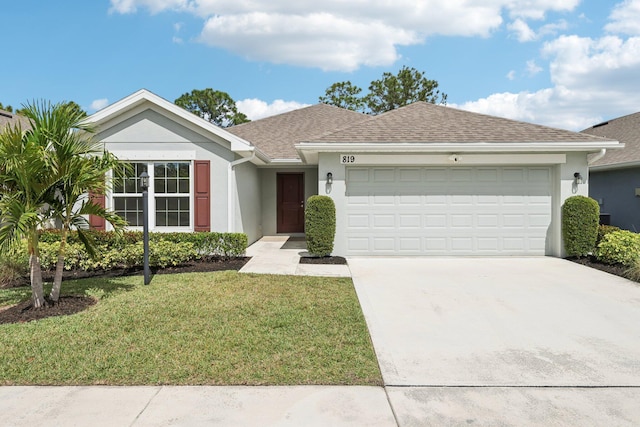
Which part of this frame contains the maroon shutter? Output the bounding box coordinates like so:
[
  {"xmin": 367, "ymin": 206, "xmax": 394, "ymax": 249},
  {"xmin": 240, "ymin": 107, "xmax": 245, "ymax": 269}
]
[
  {"xmin": 89, "ymin": 191, "xmax": 106, "ymax": 231},
  {"xmin": 194, "ymin": 160, "xmax": 211, "ymax": 232}
]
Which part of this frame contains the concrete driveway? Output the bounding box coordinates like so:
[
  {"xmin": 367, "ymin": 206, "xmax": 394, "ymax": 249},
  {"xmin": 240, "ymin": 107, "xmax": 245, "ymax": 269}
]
[{"xmin": 349, "ymin": 257, "xmax": 640, "ymax": 425}]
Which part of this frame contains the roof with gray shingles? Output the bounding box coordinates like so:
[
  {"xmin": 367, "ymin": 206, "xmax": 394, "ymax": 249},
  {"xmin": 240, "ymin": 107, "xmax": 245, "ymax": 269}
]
[
  {"xmin": 582, "ymin": 112, "xmax": 640, "ymax": 168},
  {"xmin": 312, "ymin": 102, "xmax": 612, "ymax": 144},
  {"xmin": 226, "ymin": 104, "xmax": 369, "ymax": 159},
  {"xmin": 0, "ymin": 109, "xmax": 30, "ymax": 132}
]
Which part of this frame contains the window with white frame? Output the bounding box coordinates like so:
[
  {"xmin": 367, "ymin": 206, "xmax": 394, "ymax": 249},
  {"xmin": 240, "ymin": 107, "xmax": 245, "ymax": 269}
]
[
  {"xmin": 111, "ymin": 161, "xmax": 192, "ymax": 229},
  {"xmin": 153, "ymin": 162, "xmax": 190, "ymax": 227},
  {"xmin": 112, "ymin": 162, "xmax": 147, "ymax": 227}
]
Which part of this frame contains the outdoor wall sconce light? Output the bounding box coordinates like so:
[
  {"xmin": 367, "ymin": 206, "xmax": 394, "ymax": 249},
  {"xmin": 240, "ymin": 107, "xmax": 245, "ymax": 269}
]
[
  {"xmin": 327, "ymin": 172, "xmax": 333, "ymax": 184},
  {"xmin": 573, "ymin": 172, "xmax": 584, "ymax": 185}
]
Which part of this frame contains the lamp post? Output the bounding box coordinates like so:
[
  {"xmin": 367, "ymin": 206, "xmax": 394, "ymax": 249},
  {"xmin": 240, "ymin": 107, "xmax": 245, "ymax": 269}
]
[{"xmin": 140, "ymin": 171, "xmax": 150, "ymax": 285}]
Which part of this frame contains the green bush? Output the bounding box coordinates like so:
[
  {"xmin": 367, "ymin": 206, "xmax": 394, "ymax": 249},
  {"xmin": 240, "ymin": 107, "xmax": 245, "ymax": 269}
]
[
  {"xmin": 596, "ymin": 230, "xmax": 640, "ymax": 266},
  {"xmin": 19, "ymin": 230, "xmax": 247, "ymax": 273},
  {"xmin": 597, "ymin": 224, "xmax": 620, "ymax": 245},
  {"xmin": 0, "ymin": 241, "xmax": 28, "ymax": 288},
  {"xmin": 305, "ymin": 195, "xmax": 336, "ymax": 257},
  {"xmin": 37, "ymin": 230, "xmax": 247, "ymax": 258},
  {"xmin": 562, "ymin": 196, "xmax": 599, "ymax": 257}
]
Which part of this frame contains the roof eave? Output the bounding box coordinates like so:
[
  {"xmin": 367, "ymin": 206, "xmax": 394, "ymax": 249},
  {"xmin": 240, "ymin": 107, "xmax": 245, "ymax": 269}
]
[{"xmin": 296, "ymin": 141, "xmax": 623, "ymax": 159}]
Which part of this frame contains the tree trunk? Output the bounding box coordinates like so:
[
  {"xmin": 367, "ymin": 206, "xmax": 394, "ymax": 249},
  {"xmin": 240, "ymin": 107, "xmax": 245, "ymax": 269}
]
[
  {"xmin": 50, "ymin": 231, "xmax": 67, "ymax": 302},
  {"xmin": 28, "ymin": 230, "xmax": 46, "ymax": 309},
  {"xmin": 29, "ymin": 253, "xmax": 46, "ymax": 309}
]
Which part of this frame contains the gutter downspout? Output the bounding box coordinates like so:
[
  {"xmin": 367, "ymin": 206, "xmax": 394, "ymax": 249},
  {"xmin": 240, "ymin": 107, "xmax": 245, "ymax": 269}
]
[
  {"xmin": 588, "ymin": 148, "xmax": 606, "ymax": 165},
  {"xmin": 228, "ymin": 151, "xmax": 256, "ymax": 232}
]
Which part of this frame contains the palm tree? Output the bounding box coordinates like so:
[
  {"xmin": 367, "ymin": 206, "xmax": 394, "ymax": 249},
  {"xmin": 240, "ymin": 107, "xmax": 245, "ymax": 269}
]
[
  {"xmin": 0, "ymin": 101, "xmax": 125, "ymax": 307},
  {"xmin": 0, "ymin": 121, "xmax": 55, "ymax": 308}
]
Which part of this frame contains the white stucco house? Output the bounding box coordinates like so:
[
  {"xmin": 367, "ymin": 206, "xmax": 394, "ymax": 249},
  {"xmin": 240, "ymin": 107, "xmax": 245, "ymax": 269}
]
[{"xmin": 87, "ymin": 89, "xmax": 620, "ymax": 257}]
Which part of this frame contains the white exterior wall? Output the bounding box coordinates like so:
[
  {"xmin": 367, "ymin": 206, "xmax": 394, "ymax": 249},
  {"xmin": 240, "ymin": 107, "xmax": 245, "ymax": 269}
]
[
  {"xmin": 555, "ymin": 152, "xmax": 590, "ymax": 257},
  {"xmin": 98, "ymin": 108, "xmax": 235, "ymax": 233},
  {"xmin": 233, "ymin": 161, "xmax": 262, "ymax": 244},
  {"xmin": 260, "ymin": 167, "xmax": 318, "ymax": 236},
  {"xmin": 319, "ymin": 151, "xmax": 591, "ymax": 257}
]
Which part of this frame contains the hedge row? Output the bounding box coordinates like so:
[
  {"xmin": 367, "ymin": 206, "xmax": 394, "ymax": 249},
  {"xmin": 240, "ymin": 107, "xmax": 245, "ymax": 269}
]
[
  {"xmin": 38, "ymin": 230, "xmax": 247, "ymax": 258},
  {"xmin": 1, "ymin": 231, "xmax": 248, "ymax": 273}
]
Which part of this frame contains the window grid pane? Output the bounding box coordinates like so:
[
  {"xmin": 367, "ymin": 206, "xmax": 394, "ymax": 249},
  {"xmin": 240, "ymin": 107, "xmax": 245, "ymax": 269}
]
[
  {"xmin": 114, "ymin": 196, "xmax": 143, "ymax": 226},
  {"xmin": 114, "ymin": 163, "xmax": 148, "ymax": 194},
  {"xmin": 155, "ymin": 196, "xmax": 190, "ymax": 227},
  {"xmin": 154, "ymin": 162, "xmax": 190, "ymax": 195}
]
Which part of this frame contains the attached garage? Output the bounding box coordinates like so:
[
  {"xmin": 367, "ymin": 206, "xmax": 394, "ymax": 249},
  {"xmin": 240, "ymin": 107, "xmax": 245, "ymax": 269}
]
[
  {"xmin": 344, "ymin": 166, "xmax": 552, "ymax": 255},
  {"xmin": 296, "ymin": 101, "xmax": 621, "ymax": 258}
]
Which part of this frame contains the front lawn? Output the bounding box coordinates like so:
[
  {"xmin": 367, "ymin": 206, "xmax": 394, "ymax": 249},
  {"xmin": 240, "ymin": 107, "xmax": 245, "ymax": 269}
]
[{"xmin": 0, "ymin": 271, "xmax": 381, "ymax": 386}]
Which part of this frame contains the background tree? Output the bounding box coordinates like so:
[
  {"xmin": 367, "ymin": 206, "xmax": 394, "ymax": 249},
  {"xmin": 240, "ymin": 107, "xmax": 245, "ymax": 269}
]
[
  {"xmin": 175, "ymin": 88, "xmax": 249, "ymax": 128},
  {"xmin": 0, "ymin": 102, "xmax": 13, "ymax": 112},
  {"xmin": 318, "ymin": 81, "xmax": 365, "ymax": 112},
  {"xmin": 319, "ymin": 66, "xmax": 447, "ymax": 115}
]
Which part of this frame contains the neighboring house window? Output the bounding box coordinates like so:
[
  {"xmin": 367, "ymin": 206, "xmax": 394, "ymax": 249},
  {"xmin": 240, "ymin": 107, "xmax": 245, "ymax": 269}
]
[
  {"xmin": 112, "ymin": 162, "xmax": 147, "ymax": 227},
  {"xmin": 111, "ymin": 161, "xmax": 192, "ymax": 230}
]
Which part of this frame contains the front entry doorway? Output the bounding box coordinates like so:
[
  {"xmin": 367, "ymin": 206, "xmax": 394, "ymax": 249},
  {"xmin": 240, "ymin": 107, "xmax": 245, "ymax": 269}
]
[{"xmin": 277, "ymin": 173, "xmax": 305, "ymax": 233}]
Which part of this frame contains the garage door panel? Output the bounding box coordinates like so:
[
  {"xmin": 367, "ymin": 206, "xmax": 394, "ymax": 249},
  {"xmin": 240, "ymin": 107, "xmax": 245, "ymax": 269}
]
[{"xmin": 345, "ymin": 166, "xmax": 552, "ymax": 256}]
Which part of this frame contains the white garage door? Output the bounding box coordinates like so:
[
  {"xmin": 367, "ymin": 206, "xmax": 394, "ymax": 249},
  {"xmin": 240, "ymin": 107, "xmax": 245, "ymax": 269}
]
[{"xmin": 345, "ymin": 166, "xmax": 552, "ymax": 255}]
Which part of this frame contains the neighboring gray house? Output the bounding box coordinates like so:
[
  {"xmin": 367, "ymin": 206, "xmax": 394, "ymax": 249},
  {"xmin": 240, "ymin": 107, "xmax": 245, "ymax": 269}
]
[
  {"xmin": 0, "ymin": 109, "xmax": 30, "ymax": 131},
  {"xmin": 87, "ymin": 89, "xmax": 620, "ymax": 257},
  {"xmin": 583, "ymin": 112, "xmax": 639, "ymax": 231}
]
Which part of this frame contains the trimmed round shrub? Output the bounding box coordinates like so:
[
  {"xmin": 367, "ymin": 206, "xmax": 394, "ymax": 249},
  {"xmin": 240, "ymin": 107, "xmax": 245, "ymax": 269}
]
[
  {"xmin": 562, "ymin": 195, "xmax": 599, "ymax": 257},
  {"xmin": 597, "ymin": 230, "xmax": 640, "ymax": 266},
  {"xmin": 305, "ymin": 195, "xmax": 336, "ymax": 257}
]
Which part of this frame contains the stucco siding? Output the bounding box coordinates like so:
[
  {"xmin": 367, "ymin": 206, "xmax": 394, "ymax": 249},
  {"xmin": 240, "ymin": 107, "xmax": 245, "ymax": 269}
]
[
  {"xmin": 590, "ymin": 168, "xmax": 640, "ymax": 232},
  {"xmin": 98, "ymin": 108, "xmax": 236, "ymax": 234},
  {"xmin": 234, "ymin": 161, "xmax": 262, "ymax": 243}
]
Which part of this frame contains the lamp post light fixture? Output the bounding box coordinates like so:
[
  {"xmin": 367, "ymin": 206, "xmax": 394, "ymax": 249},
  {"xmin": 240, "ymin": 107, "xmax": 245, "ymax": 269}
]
[
  {"xmin": 326, "ymin": 172, "xmax": 333, "ymax": 184},
  {"xmin": 140, "ymin": 171, "xmax": 150, "ymax": 285},
  {"xmin": 573, "ymin": 172, "xmax": 584, "ymax": 185}
]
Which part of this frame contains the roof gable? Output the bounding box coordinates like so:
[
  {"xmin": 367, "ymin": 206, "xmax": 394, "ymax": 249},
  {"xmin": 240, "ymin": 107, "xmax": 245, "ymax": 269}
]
[
  {"xmin": 582, "ymin": 112, "xmax": 640, "ymax": 168},
  {"xmin": 86, "ymin": 89, "xmax": 258, "ymax": 158},
  {"xmin": 313, "ymin": 102, "xmax": 612, "ymax": 144},
  {"xmin": 0, "ymin": 109, "xmax": 30, "ymax": 132},
  {"xmin": 226, "ymin": 104, "xmax": 368, "ymax": 160}
]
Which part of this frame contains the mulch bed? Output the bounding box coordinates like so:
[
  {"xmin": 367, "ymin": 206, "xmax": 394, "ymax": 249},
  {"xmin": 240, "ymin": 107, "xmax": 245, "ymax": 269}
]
[
  {"xmin": 299, "ymin": 256, "xmax": 347, "ymax": 265},
  {"xmin": 0, "ymin": 257, "xmax": 250, "ymax": 325},
  {"xmin": 567, "ymin": 256, "xmax": 629, "ymax": 278}
]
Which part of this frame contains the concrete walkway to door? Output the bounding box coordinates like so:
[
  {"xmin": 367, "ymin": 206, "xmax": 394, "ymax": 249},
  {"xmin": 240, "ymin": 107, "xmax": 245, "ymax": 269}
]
[
  {"xmin": 349, "ymin": 257, "xmax": 640, "ymax": 425},
  {"xmin": 239, "ymin": 236, "xmax": 351, "ymax": 277}
]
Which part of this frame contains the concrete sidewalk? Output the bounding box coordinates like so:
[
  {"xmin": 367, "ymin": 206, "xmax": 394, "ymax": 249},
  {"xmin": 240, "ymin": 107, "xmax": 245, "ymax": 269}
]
[
  {"xmin": 0, "ymin": 386, "xmax": 396, "ymax": 427},
  {"xmin": 239, "ymin": 236, "xmax": 351, "ymax": 277}
]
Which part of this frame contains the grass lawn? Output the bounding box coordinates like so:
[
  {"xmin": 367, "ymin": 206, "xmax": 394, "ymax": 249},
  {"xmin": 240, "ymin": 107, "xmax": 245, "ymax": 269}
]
[{"xmin": 0, "ymin": 271, "xmax": 381, "ymax": 386}]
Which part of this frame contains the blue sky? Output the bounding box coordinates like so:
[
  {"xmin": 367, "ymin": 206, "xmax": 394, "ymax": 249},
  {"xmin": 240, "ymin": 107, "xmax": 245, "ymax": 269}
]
[{"xmin": 2, "ymin": 1, "xmax": 639, "ymax": 130}]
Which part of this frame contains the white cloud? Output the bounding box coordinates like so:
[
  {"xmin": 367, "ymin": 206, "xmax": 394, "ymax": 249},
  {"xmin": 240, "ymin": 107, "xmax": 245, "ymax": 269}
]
[
  {"xmin": 90, "ymin": 98, "xmax": 109, "ymax": 112},
  {"xmin": 456, "ymin": 33, "xmax": 640, "ymax": 130},
  {"xmin": 526, "ymin": 60, "xmax": 543, "ymax": 75},
  {"xmin": 108, "ymin": 0, "xmax": 582, "ymax": 71},
  {"xmin": 605, "ymin": 0, "xmax": 640, "ymax": 35},
  {"xmin": 506, "ymin": 70, "xmax": 516, "ymax": 80},
  {"xmin": 508, "ymin": 19, "xmax": 536, "ymax": 42},
  {"xmin": 236, "ymin": 98, "xmax": 310, "ymax": 121}
]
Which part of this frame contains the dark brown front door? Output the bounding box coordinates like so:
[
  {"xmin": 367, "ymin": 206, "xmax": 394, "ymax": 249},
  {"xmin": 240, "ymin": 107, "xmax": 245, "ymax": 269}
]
[{"xmin": 277, "ymin": 173, "xmax": 304, "ymax": 233}]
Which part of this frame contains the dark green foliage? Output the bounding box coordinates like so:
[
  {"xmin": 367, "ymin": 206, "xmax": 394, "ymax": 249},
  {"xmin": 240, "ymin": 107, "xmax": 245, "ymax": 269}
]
[
  {"xmin": 562, "ymin": 196, "xmax": 600, "ymax": 257},
  {"xmin": 319, "ymin": 66, "xmax": 447, "ymax": 115},
  {"xmin": 175, "ymin": 88, "xmax": 249, "ymax": 128},
  {"xmin": 38, "ymin": 230, "xmax": 248, "ymax": 258},
  {"xmin": 305, "ymin": 196, "xmax": 336, "ymax": 257},
  {"xmin": 597, "ymin": 224, "xmax": 620, "ymax": 246}
]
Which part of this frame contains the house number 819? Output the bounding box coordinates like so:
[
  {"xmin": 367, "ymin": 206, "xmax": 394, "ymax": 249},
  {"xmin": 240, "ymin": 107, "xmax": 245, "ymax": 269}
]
[{"xmin": 341, "ymin": 155, "xmax": 356, "ymax": 164}]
